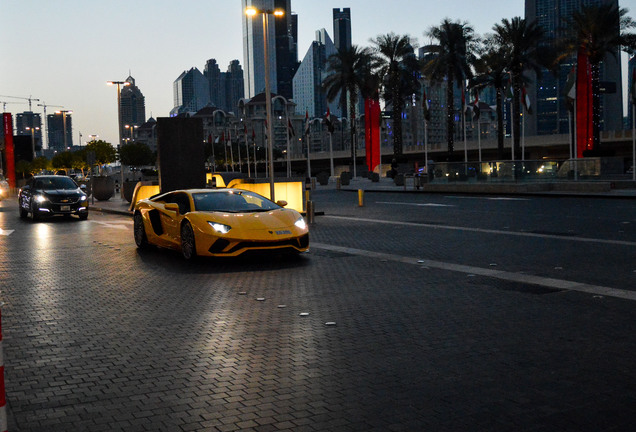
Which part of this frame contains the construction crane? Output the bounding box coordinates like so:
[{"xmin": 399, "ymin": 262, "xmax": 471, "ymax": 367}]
[
  {"xmin": 37, "ymin": 102, "xmax": 64, "ymax": 151},
  {"xmin": 0, "ymin": 100, "xmax": 26, "ymax": 112},
  {"xmin": 0, "ymin": 95, "xmax": 40, "ymax": 111}
]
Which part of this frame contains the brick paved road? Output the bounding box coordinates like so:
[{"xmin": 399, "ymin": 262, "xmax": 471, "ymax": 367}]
[{"xmin": 1, "ymin": 191, "xmax": 635, "ymax": 431}]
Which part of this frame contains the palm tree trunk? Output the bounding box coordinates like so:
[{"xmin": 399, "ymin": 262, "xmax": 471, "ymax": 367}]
[
  {"xmin": 512, "ymin": 73, "xmax": 521, "ymax": 159},
  {"xmin": 392, "ymin": 79, "xmax": 403, "ymax": 158},
  {"xmin": 349, "ymin": 90, "xmax": 357, "ymax": 172},
  {"xmin": 496, "ymin": 86, "xmax": 504, "ymax": 159},
  {"xmin": 446, "ymin": 78, "xmax": 455, "ymax": 156}
]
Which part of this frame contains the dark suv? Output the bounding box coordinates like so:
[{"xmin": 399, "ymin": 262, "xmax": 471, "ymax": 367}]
[{"xmin": 19, "ymin": 175, "xmax": 89, "ymax": 221}]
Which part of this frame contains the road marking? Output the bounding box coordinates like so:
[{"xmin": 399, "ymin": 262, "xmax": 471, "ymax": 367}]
[
  {"xmin": 0, "ymin": 228, "xmax": 14, "ymax": 236},
  {"xmin": 90, "ymin": 221, "xmax": 131, "ymax": 230},
  {"xmin": 377, "ymin": 201, "xmax": 453, "ymax": 207},
  {"xmin": 446, "ymin": 196, "xmax": 531, "ymax": 201},
  {"xmin": 324, "ymin": 215, "xmax": 636, "ymax": 247},
  {"xmin": 312, "ymin": 242, "xmax": 636, "ymax": 302}
]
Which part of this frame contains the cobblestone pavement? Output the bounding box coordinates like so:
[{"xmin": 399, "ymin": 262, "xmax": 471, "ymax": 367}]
[{"xmin": 1, "ymin": 191, "xmax": 636, "ymax": 431}]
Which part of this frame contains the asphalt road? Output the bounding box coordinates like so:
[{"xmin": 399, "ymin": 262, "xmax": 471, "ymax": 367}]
[{"xmin": 1, "ymin": 190, "xmax": 635, "ymax": 431}]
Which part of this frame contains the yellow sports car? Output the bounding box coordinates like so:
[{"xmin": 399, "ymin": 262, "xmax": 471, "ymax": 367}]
[{"xmin": 133, "ymin": 188, "xmax": 309, "ymax": 259}]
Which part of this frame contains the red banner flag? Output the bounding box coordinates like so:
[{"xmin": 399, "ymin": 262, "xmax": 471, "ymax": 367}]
[
  {"xmin": 576, "ymin": 47, "xmax": 593, "ymax": 157},
  {"xmin": 3, "ymin": 113, "xmax": 15, "ymax": 188}
]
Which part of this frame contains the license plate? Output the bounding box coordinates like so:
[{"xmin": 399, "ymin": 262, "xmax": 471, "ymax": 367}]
[{"xmin": 61, "ymin": 205, "xmax": 71, "ymax": 211}]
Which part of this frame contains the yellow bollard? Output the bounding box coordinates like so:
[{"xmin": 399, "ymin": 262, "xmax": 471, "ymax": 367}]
[{"xmin": 358, "ymin": 189, "xmax": 364, "ymax": 207}]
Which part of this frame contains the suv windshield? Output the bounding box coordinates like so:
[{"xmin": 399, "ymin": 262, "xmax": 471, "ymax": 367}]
[{"xmin": 36, "ymin": 177, "xmax": 78, "ymax": 190}]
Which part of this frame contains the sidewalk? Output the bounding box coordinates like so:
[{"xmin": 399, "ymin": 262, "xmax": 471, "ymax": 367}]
[{"xmin": 90, "ymin": 177, "xmax": 636, "ymax": 217}]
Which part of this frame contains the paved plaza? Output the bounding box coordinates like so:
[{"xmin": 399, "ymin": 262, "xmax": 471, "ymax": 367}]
[{"xmin": 1, "ymin": 187, "xmax": 635, "ymax": 431}]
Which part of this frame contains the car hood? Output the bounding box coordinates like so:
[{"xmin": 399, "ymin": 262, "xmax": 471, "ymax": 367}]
[
  {"xmin": 198, "ymin": 209, "xmax": 300, "ymax": 230},
  {"xmin": 40, "ymin": 189, "xmax": 82, "ymax": 197}
]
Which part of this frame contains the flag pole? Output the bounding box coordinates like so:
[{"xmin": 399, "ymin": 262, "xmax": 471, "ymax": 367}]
[
  {"xmin": 244, "ymin": 126, "xmax": 251, "ymax": 177},
  {"xmin": 478, "ymin": 119, "xmax": 482, "ymax": 163}
]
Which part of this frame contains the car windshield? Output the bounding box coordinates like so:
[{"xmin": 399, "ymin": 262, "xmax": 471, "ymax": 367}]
[
  {"xmin": 192, "ymin": 191, "xmax": 280, "ymax": 213},
  {"xmin": 36, "ymin": 177, "xmax": 78, "ymax": 190}
]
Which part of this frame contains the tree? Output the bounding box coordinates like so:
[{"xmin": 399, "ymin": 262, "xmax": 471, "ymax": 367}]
[
  {"xmin": 31, "ymin": 156, "xmax": 51, "ymax": 174},
  {"xmin": 371, "ymin": 33, "xmax": 420, "ymax": 159},
  {"xmin": 119, "ymin": 141, "xmax": 154, "ymax": 168},
  {"xmin": 472, "ymin": 36, "xmax": 509, "ymax": 158},
  {"xmin": 423, "ymin": 20, "xmax": 477, "ymax": 157},
  {"xmin": 323, "ymin": 45, "xmax": 375, "ymax": 168},
  {"xmin": 15, "ymin": 160, "xmax": 31, "ymax": 179},
  {"xmin": 51, "ymin": 151, "xmax": 76, "ymax": 174},
  {"xmin": 493, "ymin": 17, "xmax": 546, "ymax": 158},
  {"xmin": 84, "ymin": 140, "xmax": 117, "ymax": 174},
  {"xmin": 557, "ymin": 3, "xmax": 636, "ymax": 154}
]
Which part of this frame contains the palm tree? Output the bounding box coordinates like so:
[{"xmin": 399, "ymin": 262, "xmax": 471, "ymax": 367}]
[
  {"xmin": 558, "ymin": 3, "xmax": 636, "ymax": 154},
  {"xmin": 493, "ymin": 17, "xmax": 546, "ymax": 158},
  {"xmin": 472, "ymin": 36, "xmax": 510, "ymax": 158},
  {"xmin": 423, "ymin": 20, "xmax": 476, "ymax": 157},
  {"xmin": 323, "ymin": 45, "xmax": 375, "ymax": 167},
  {"xmin": 371, "ymin": 33, "xmax": 420, "ymax": 159}
]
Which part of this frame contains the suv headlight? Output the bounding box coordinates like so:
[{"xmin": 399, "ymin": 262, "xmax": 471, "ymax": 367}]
[
  {"xmin": 34, "ymin": 194, "xmax": 48, "ymax": 203},
  {"xmin": 208, "ymin": 221, "xmax": 231, "ymax": 234}
]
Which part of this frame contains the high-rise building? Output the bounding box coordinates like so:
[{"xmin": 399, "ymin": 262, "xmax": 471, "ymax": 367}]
[
  {"xmin": 525, "ymin": 0, "xmax": 622, "ymax": 136},
  {"xmin": 242, "ymin": 0, "xmax": 298, "ymax": 100},
  {"xmin": 120, "ymin": 75, "xmax": 146, "ymax": 129},
  {"xmin": 47, "ymin": 112, "xmax": 73, "ymax": 152},
  {"xmin": 332, "ymin": 8, "xmax": 352, "ymax": 52},
  {"xmin": 226, "ymin": 60, "xmax": 245, "ymax": 113},
  {"xmin": 292, "ymin": 29, "xmax": 341, "ymax": 118},
  {"xmin": 170, "ymin": 67, "xmax": 210, "ymax": 116},
  {"xmin": 204, "ymin": 59, "xmax": 245, "ymax": 114}
]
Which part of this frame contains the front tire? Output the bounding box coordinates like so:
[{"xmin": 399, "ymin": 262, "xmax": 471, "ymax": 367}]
[
  {"xmin": 30, "ymin": 201, "xmax": 40, "ymax": 221},
  {"xmin": 180, "ymin": 221, "xmax": 197, "ymax": 260},
  {"xmin": 78, "ymin": 212, "xmax": 88, "ymax": 221},
  {"xmin": 19, "ymin": 203, "xmax": 28, "ymax": 219},
  {"xmin": 133, "ymin": 212, "xmax": 149, "ymax": 249}
]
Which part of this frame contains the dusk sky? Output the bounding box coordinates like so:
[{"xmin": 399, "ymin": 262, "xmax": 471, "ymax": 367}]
[{"xmin": 3, "ymin": 0, "xmax": 636, "ymax": 147}]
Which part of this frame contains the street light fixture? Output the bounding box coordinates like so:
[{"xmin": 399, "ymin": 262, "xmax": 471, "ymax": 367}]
[
  {"xmin": 25, "ymin": 126, "xmax": 40, "ymax": 160},
  {"xmin": 55, "ymin": 110, "xmax": 72, "ymax": 151},
  {"xmin": 245, "ymin": 5, "xmax": 284, "ymax": 201}
]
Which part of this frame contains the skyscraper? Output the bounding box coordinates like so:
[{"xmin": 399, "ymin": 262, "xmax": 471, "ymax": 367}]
[
  {"xmin": 525, "ymin": 0, "xmax": 623, "ymax": 136},
  {"xmin": 292, "ymin": 29, "xmax": 341, "ymax": 118},
  {"xmin": 120, "ymin": 75, "xmax": 146, "ymax": 129},
  {"xmin": 242, "ymin": 0, "xmax": 298, "ymax": 100},
  {"xmin": 204, "ymin": 59, "xmax": 245, "ymax": 114},
  {"xmin": 332, "ymin": 8, "xmax": 352, "ymax": 52},
  {"xmin": 47, "ymin": 112, "xmax": 72, "ymax": 152},
  {"xmin": 171, "ymin": 67, "xmax": 210, "ymax": 116}
]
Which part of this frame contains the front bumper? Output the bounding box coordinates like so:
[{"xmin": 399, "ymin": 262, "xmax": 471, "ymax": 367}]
[{"xmin": 34, "ymin": 201, "xmax": 89, "ymax": 217}]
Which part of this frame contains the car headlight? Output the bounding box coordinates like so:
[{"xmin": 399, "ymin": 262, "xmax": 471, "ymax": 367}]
[
  {"xmin": 208, "ymin": 221, "xmax": 231, "ymax": 234},
  {"xmin": 294, "ymin": 216, "xmax": 307, "ymax": 230},
  {"xmin": 34, "ymin": 194, "xmax": 48, "ymax": 203},
  {"xmin": 79, "ymin": 194, "xmax": 87, "ymax": 201}
]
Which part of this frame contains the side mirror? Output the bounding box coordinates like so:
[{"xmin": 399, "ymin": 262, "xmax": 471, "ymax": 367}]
[
  {"xmin": 164, "ymin": 203, "xmax": 180, "ymax": 214},
  {"xmin": 21, "ymin": 185, "xmax": 31, "ymax": 192},
  {"xmin": 80, "ymin": 184, "xmax": 87, "ymax": 191},
  {"xmin": 276, "ymin": 200, "xmax": 288, "ymax": 207}
]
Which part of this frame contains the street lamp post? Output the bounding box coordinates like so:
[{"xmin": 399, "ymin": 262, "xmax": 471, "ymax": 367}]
[
  {"xmin": 107, "ymin": 80, "xmax": 130, "ymax": 198},
  {"xmin": 245, "ymin": 5, "xmax": 284, "ymax": 201},
  {"xmin": 273, "ymin": 95, "xmax": 291, "ymax": 178},
  {"xmin": 26, "ymin": 126, "xmax": 40, "ymax": 160}
]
